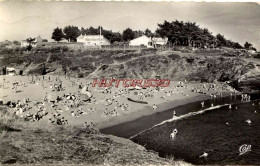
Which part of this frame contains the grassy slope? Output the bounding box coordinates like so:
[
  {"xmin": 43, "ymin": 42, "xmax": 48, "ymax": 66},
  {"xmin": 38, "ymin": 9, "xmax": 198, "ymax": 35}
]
[{"xmin": 0, "ymin": 107, "xmax": 188, "ymax": 165}]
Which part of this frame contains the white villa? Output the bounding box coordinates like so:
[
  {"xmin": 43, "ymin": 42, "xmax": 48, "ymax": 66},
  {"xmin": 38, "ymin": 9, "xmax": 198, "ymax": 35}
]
[
  {"xmin": 129, "ymin": 35, "xmax": 153, "ymax": 48},
  {"xmin": 129, "ymin": 35, "xmax": 168, "ymax": 48},
  {"xmin": 77, "ymin": 35, "xmax": 111, "ymax": 46},
  {"xmin": 152, "ymin": 37, "xmax": 168, "ymax": 47}
]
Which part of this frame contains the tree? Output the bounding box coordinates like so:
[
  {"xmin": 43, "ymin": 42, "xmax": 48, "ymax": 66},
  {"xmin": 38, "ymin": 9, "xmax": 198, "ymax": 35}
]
[
  {"xmin": 244, "ymin": 41, "xmax": 252, "ymax": 50},
  {"xmin": 133, "ymin": 30, "xmax": 144, "ymax": 38},
  {"xmin": 156, "ymin": 20, "xmax": 174, "ymax": 44},
  {"xmin": 109, "ymin": 32, "xmax": 122, "ymax": 43},
  {"xmin": 144, "ymin": 29, "xmax": 153, "ymax": 37},
  {"xmin": 88, "ymin": 26, "xmax": 99, "ymax": 35},
  {"xmin": 216, "ymin": 34, "xmax": 227, "ymax": 47},
  {"xmin": 232, "ymin": 42, "xmax": 243, "ymax": 49},
  {"xmin": 13, "ymin": 40, "xmax": 20, "ymax": 45},
  {"xmin": 183, "ymin": 22, "xmax": 201, "ymax": 47},
  {"xmin": 52, "ymin": 27, "xmax": 64, "ymax": 42},
  {"xmin": 63, "ymin": 25, "xmax": 81, "ymax": 42},
  {"xmin": 26, "ymin": 37, "xmax": 35, "ymax": 51},
  {"xmin": 81, "ymin": 27, "xmax": 87, "ymax": 35},
  {"xmin": 122, "ymin": 28, "xmax": 135, "ymax": 41},
  {"xmin": 155, "ymin": 20, "xmax": 248, "ymax": 49},
  {"xmin": 251, "ymin": 47, "xmax": 257, "ymax": 52},
  {"xmin": 80, "ymin": 26, "xmax": 122, "ymax": 43},
  {"xmin": 157, "ymin": 20, "xmax": 185, "ymax": 46}
]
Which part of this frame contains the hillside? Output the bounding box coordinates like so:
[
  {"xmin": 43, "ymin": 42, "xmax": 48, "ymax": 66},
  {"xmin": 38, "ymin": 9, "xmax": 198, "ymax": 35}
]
[{"xmin": 0, "ymin": 47, "xmax": 259, "ymax": 93}]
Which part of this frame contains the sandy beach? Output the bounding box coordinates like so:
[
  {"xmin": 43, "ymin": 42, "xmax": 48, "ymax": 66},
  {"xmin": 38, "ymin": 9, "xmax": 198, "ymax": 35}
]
[{"xmin": 0, "ymin": 75, "xmax": 238, "ymax": 129}]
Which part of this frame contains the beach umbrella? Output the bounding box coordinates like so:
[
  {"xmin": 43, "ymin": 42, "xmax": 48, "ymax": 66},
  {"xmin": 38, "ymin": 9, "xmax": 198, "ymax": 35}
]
[{"xmin": 66, "ymin": 94, "xmax": 76, "ymax": 100}]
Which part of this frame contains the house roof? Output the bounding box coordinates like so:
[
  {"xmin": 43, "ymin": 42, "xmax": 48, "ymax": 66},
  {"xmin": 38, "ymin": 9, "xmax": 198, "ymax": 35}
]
[
  {"xmin": 77, "ymin": 35, "xmax": 110, "ymax": 43},
  {"xmin": 7, "ymin": 67, "xmax": 15, "ymax": 71},
  {"xmin": 130, "ymin": 35, "xmax": 151, "ymax": 41}
]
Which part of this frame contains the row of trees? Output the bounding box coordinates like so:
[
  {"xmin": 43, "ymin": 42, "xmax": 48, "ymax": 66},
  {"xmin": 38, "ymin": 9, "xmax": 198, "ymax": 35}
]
[
  {"xmin": 52, "ymin": 26, "xmax": 81, "ymax": 43},
  {"xmin": 155, "ymin": 20, "xmax": 254, "ymax": 49},
  {"xmin": 51, "ymin": 20, "xmax": 257, "ymax": 50},
  {"xmin": 51, "ymin": 26, "xmax": 152, "ymax": 43}
]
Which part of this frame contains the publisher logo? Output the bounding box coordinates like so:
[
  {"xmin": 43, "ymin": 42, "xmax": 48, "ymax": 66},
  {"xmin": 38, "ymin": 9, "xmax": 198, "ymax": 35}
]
[{"xmin": 239, "ymin": 144, "xmax": 251, "ymax": 155}]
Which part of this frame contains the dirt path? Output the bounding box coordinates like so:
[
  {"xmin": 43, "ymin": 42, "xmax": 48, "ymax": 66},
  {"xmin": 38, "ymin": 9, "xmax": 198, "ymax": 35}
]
[{"xmin": 45, "ymin": 54, "xmax": 51, "ymax": 63}]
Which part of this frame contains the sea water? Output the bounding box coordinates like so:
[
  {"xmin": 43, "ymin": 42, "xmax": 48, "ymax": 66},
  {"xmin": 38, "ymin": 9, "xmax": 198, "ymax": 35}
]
[
  {"xmin": 101, "ymin": 95, "xmax": 243, "ymax": 138},
  {"xmin": 101, "ymin": 95, "xmax": 260, "ymax": 164},
  {"xmin": 131, "ymin": 98, "xmax": 260, "ymax": 165}
]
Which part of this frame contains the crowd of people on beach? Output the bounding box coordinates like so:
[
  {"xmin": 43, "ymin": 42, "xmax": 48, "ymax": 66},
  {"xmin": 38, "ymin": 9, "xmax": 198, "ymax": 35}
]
[
  {"xmin": 0, "ymin": 74, "xmax": 246, "ymax": 129},
  {"xmin": 2, "ymin": 74, "xmax": 259, "ymax": 165}
]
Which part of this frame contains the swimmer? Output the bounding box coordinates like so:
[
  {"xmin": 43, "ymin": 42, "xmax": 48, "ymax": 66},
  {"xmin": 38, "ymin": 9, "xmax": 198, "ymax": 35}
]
[
  {"xmin": 170, "ymin": 128, "xmax": 178, "ymax": 140},
  {"xmin": 173, "ymin": 111, "xmax": 177, "ymax": 118},
  {"xmin": 201, "ymin": 101, "xmax": 205, "ymax": 107}
]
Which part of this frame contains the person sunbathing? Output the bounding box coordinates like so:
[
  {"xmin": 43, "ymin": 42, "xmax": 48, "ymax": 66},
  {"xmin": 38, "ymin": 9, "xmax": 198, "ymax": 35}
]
[{"xmin": 153, "ymin": 104, "xmax": 158, "ymax": 110}]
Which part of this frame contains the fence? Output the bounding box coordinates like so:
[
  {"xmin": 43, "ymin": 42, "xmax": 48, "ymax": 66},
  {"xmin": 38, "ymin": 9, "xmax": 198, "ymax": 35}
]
[
  {"xmin": 101, "ymin": 45, "xmax": 147, "ymax": 50},
  {"xmin": 41, "ymin": 42, "xmax": 195, "ymax": 51}
]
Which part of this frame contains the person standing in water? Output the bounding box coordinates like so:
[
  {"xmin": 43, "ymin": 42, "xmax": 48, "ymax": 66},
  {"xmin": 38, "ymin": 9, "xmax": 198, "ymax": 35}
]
[
  {"xmin": 173, "ymin": 111, "xmax": 177, "ymax": 118},
  {"xmin": 201, "ymin": 101, "xmax": 205, "ymax": 107}
]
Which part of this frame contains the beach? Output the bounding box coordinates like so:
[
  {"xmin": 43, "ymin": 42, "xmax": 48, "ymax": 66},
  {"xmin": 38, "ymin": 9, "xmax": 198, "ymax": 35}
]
[{"xmin": 0, "ymin": 75, "xmax": 238, "ymax": 130}]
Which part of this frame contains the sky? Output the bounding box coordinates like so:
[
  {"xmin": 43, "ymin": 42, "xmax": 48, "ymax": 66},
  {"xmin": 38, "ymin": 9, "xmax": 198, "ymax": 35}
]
[{"xmin": 0, "ymin": 1, "xmax": 259, "ymax": 49}]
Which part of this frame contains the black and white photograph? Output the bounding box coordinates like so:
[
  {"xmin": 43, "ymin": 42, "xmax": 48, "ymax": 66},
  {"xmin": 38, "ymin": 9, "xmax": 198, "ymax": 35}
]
[{"xmin": 0, "ymin": 1, "xmax": 260, "ymax": 165}]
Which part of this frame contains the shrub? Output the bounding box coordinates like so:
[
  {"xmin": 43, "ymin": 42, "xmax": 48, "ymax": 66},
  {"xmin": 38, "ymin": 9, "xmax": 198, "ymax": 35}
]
[
  {"xmin": 167, "ymin": 54, "xmax": 181, "ymax": 60},
  {"xmin": 222, "ymin": 53, "xmax": 236, "ymax": 57},
  {"xmin": 186, "ymin": 58, "xmax": 194, "ymax": 64},
  {"xmin": 140, "ymin": 48, "xmax": 157, "ymax": 55},
  {"xmin": 78, "ymin": 72, "xmax": 84, "ymax": 78},
  {"xmin": 0, "ymin": 48, "xmax": 13, "ymax": 54},
  {"xmin": 49, "ymin": 53, "xmax": 62, "ymax": 63},
  {"xmin": 254, "ymin": 53, "xmax": 260, "ymax": 59},
  {"xmin": 113, "ymin": 53, "xmax": 139, "ymax": 62},
  {"xmin": 180, "ymin": 49, "xmax": 191, "ymax": 53}
]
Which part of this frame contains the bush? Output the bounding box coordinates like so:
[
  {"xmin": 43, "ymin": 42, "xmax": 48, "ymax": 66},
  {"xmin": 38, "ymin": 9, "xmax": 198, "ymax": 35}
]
[
  {"xmin": 180, "ymin": 49, "xmax": 191, "ymax": 53},
  {"xmin": 78, "ymin": 72, "xmax": 84, "ymax": 78},
  {"xmin": 0, "ymin": 48, "xmax": 14, "ymax": 54},
  {"xmin": 27, "ymin": 45, "xmax": 33, "ymax": 51},
  {"xmin": 186, "ymin": 58, "xmax": 194, "ymax": 64},
  {"xmin": 141, "ymin": 48, "xmax": 157, "ymax": 55},
  {"xmin": 113, "ymin": 53, "xmax": 139, "ymax": 62},
  {"xmin": 254, "ymin": 53, "xmax": 260, "ymax": 59},
  {"xmin": 49, "ymin": 53, "xmax": 62, "ymax": 63},
  {"xmin": 222, "ymin": 53, "xmax": 236, "ymax": 57},
  {"xmin": 167, "ymin": 54, "xmax": 181, "ymax": 60}
]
